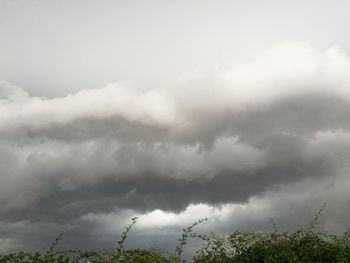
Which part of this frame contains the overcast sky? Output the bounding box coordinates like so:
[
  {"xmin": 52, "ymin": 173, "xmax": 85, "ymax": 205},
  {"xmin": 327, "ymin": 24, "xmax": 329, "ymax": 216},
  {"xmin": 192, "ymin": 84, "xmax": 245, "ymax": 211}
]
[{"xmin": 1, "ymin": 0, "xmax": 350, "ymax": 255}]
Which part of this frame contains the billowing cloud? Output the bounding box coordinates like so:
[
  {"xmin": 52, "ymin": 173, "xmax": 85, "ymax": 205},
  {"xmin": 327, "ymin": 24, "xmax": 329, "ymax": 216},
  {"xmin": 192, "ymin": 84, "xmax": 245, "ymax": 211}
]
[{"xmin": 1, "ymin": 42, "xmax": 350, "ymax": 252}]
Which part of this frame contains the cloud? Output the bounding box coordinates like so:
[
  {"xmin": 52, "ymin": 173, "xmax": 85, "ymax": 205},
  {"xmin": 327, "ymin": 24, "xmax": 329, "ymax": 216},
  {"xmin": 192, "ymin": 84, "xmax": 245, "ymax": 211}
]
[
  {"xmin": 1, "ymin": 42, "xmax": 350, "ymax": 251},
  {"xmin": 0, "ymin": 81, "xmax": 181, "ymax": 134}
]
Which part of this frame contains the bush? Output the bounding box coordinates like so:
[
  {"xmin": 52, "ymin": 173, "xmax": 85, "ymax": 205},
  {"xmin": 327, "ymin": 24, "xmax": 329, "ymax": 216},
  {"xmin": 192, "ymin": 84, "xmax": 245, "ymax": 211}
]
[{"xmin": 1, "ymin": 205, "xmax": 350, "ymax": 262}]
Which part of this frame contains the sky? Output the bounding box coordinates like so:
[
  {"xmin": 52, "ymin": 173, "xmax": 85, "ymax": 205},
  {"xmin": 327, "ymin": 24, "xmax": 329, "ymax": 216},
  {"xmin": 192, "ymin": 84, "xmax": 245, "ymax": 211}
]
[{"xmin": 1, "ymin": 0, "xmax": 350, "ymax": 254}]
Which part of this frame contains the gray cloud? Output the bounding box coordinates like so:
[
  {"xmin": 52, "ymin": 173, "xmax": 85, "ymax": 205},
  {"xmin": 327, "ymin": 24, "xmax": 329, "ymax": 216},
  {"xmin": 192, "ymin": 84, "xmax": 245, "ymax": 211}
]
[{"xmin": 1, "ymin": 43, "xmax": 350, "ymax": 253}]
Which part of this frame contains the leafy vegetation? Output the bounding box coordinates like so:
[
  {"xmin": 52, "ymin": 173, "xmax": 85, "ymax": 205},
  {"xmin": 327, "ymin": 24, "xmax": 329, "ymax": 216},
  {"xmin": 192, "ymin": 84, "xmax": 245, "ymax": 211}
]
[{"xmin": 1, "ymin": 205, "xmax": 350, "ymax": 262}]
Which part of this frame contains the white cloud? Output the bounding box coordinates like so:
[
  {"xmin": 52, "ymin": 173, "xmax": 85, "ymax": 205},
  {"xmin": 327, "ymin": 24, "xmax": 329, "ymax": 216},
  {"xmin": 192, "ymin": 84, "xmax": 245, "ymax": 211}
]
[{"xmin": 0, "ymin": 82, "xmax": 182, "ymax": 132}]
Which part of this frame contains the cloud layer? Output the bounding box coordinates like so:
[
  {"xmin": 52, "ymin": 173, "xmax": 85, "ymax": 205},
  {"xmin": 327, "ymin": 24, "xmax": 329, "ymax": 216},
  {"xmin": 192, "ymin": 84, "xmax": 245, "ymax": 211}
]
[{"xmin": 1, "ymin": 42, "xmax": 350, "ymax": 252}]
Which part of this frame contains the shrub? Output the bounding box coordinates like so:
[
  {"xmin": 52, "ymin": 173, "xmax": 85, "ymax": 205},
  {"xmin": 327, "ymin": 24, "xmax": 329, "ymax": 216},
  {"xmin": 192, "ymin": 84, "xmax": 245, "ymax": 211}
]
[{"xmin": 1, "ymin": 205, "xmax": 350, "ymax": 262}]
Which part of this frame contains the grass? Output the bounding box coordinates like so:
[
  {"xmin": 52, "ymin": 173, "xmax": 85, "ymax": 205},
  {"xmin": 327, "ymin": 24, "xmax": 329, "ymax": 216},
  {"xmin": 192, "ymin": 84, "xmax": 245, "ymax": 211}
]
[{"xmin": 1, "ymin": 205, "xmax": 350, "ymax": 262}]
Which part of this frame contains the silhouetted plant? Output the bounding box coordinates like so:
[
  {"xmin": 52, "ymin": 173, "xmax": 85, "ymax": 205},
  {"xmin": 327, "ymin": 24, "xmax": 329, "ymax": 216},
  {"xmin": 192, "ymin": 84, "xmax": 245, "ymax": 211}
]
[
  {"xmin": 171, "ymin": 218, "xmax": 208, "ymax": 262},
  {"xmin": 2, "ymin": 204, "xmax": 350, "ymax": 262}
]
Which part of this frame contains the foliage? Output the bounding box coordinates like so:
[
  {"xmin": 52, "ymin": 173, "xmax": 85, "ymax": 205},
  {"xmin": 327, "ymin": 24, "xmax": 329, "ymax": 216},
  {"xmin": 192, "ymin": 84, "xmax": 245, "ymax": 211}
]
[
  {"xmin": 172, "ymin": 217, "xmax": 208, "ymax": 262},
  {"xmin": 1, "ymin": 205, "xmax": 350, "ymax": 262}
]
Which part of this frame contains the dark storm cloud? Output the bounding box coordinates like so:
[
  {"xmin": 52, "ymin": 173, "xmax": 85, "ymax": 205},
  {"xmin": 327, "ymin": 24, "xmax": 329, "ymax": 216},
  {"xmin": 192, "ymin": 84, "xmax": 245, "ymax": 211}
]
[
  {"xmin": 0, "ymin": 92, "xmax": 346, "ymax": 223},
  {"xmin": 0, "ymin": 156, "xmax": 331, "ymax": 222},
  {"xmin": 2, "ymin": 42, "xmax": 350, "ymax": 251}
]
